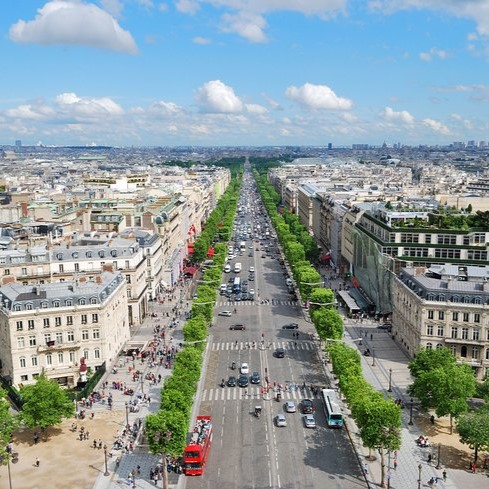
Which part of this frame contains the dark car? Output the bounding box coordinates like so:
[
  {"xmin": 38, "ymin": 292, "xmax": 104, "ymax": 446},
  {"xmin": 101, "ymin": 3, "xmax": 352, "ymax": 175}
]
[
  {"xmin": 250, "ymin": 372, "xmax": 261, "ymax": 384},
  {"xmin": 227, "ymin": 376, "xmax": 237, "ymax": 387},
  {"xmin": 275, "ymin": 347, "xmax": 285, "ymax": 358},
  {"xmin": 238, "ymin": 374, "xmax": 249, "ymax": 388},
  {"xmin": 234, "ymin": 294, "xmax": 242, "ymax": 302},
  {"xmin": 301, "ymin": 399, "xmax": 314, "ymax": 414},
  {"xmin": 230, "ymin": 324, "xmax": 246, "ymax": 330},
  {"xmin": 282, "ymin": 323, "xmax": 299, "ymax": 330}
]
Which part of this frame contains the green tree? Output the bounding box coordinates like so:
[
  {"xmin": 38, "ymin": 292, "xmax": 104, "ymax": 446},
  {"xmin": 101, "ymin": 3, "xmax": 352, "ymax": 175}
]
[
  {"xmin": 355, "ymin": 396, "xmax": 402, "ymax": 487},
  {"xmin": 457, "ymin": 406, "xmax": 489, "ymax": 465},
  {"xmin": 0, "ymin": 388, "xmax": 19, "ymax": 464},
  {"xmin": 408, "ymin": 347, "xmax": 456, "ymax": 379},
  {"xmin": 408, "ymin": 363, "xmax": 476, "ymax": 433},
  {"xmin": 312, "ymin": 308, "xmax": 343, "ymax": 340},
  {"xmin": 21, "ymin": 374, "xmax": 74, "ymax": 431}
]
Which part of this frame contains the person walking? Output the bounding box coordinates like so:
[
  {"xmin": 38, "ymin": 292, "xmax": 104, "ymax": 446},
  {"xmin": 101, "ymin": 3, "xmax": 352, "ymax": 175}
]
[
  {"xmin": 35, "ymin": 457, "xmax": 40, "ymax": 467},
  {"xmin": 363, "ymin": 463, "xmax": 368, "ymax": 475}
]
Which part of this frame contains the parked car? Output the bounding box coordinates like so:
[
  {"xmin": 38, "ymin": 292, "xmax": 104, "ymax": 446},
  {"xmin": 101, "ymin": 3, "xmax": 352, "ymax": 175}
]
[
  {"xmin": 282, "ymin": 323, "xmax": 299, "ymax": 330},
  {"xmin": 240, "ymin": 363, "xmax": 249, "ymax": 374},
  {"xmin": 219, "ymin": 310, "xmax": 232, "ymax": 317},
  {"xmin": 275, "ymin": 348, "xmax": 285, "ymax": 358},
  {"xmin": 250, "ymin": 372, "xmax": 261, "ymax": 384},
  {"xmin": 229, "ymin": 324, "xmax": 246, "ymax": 330},
  {"xmin": 238, "ymin": 374, "xmax": 249, "ymax": 387},
  {"xmin": 227, "ymin": 376, "xmax": 237, "ymax": 387},
  {"xmin": 275, "ymin": 414, "xmax": 287, "ymax": 427}
]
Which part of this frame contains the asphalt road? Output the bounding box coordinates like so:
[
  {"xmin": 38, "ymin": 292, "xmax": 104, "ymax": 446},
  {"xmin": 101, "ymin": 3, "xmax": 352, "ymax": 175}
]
[{"xmin": 186, "ymin": 178, "xmax": 366, "ymax": 489}]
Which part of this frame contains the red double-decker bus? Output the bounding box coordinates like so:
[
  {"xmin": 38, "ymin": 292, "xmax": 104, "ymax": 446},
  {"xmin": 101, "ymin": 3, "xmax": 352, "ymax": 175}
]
[{"xmin": 183, "ymin": 415, "xmax": 213, "ymax": 475}]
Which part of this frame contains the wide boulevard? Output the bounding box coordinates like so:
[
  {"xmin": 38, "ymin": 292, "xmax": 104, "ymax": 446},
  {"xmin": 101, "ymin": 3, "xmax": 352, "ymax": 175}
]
[{"xmin": 186, "ymin": 173, "xmax": 366, "ymax": 489}]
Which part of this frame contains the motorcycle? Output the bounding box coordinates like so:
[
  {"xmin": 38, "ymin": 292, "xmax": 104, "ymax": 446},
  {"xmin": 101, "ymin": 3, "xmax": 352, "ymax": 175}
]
[{"xmin": 231, "ymin": 362, "xmax": 236, "ymax": 370}]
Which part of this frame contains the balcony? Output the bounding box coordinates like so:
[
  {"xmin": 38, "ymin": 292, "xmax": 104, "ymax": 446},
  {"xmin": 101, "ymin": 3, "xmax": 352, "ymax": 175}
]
[
  {"xmin": 37, "ymin": 341, "xmax": 81, "ymax": 353},
  {"xmin": 444, "ymin": 337, "xmax": 483, "ymax": 346}
]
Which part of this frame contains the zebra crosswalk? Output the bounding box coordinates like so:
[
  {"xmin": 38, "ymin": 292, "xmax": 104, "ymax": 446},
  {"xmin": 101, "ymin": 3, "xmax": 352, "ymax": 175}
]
[
  {"xmin": 202, "ymin": 386, "xmax": 318, "ymax": 402},
  {"xmin": 217, "ymin": 300, "xmax": 298, "ymax": 307},
  {"xmin": 210, "ymin": 341, "xmax": 316, "ymax": 351}
]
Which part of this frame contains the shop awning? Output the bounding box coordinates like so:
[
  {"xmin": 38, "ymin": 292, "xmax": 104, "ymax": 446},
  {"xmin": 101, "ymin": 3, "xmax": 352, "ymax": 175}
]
[
  {"xmin": 187, "ymin": 242, "xmax": 195, "ymax": 254},
  {"xmin": 183, "ymin": 266, "xmax": 198, "ymax": 276}
]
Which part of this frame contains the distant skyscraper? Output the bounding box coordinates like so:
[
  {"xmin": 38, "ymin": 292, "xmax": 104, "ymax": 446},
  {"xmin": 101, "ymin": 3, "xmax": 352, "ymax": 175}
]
[
  {"xmin": 15, "ymin": 140, "xmax": 21, "ymax": 147},
  {"xmin": 327, "ymin": 143, "xmax": 332, "ymax": 150}
]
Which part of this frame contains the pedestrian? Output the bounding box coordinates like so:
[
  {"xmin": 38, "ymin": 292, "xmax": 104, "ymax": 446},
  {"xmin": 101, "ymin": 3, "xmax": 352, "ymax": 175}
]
[
  {"xmin": 472, "ymin": 462, "xmax": 476, "ymax": 473},
  {"xmin": 370, "ymin": 333, "xmax": 373, "ymax": 341},
  {"xmin": 35, "ymin": 457, "xmax": 40, "ymax": 467},
  {"xmin": 442, "ymin": 470, "xmax": 447, "ymax": 481},
  {"xmin": 363, "ymin": 463, "xmax": 368, "ymax": 475},
  {"xmin": 393, "ymin": 459, "xmax": 398, "ymax": 470},
  {"xmin": 430, "ymin": 415, "xmax": 435, "ymax": 425}
]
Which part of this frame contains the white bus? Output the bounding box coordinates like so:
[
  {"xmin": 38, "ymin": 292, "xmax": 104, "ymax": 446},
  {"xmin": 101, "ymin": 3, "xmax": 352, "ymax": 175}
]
[
  {"xmin": 233, "ymin": 277, "xmax": 241, "ymax": 293},
  {"xmin": 321, "ymin": 388, "xmax": 344, "ymax": 428}
]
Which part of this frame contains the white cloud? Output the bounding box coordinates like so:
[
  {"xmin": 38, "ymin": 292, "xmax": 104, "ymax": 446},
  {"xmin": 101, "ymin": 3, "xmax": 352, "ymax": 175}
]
[
  {"xmin": 369, "ymin": 1, "xmax": 489, "ymax": 38},
  {"xmin": 193, "ymin": 36, "xmax": 212, "ymax": 44},
  {"xmin": 9, "ymin": 1, "xmax": 138, "ymax": 54},
  {"xmin": 221, "ymin": 12, "xmax": 268, "ymax": 43},
  {"xmin": 419, "ymin": 47, "xmax": 449, "ymax": 62},
  {"xmin": 6, "ymin": 102, "xmax": 55, "ymax": 121},
  {"xmin": 158, "ymin": 3, "xmax": 169, "ymax": 11},
  {"xmin": 175, "ymin": 0, "xmax": 200, "ymax": 14},
  {"xmin": 100, "ymin": 0, "xmax": 124, "ymax": 18},
  {"xmin": 245, "ymin": 103, "xmax": 268, "ymax": 114},
  {"xmin": 196, "ymin": 80, "xmax": 244, "ymax": 113},
  {"xmin": 423, "ymin": 117, "xmax": 450, "ymax": 135},
  {"xmin": 55, "ymin": 92, "xmax": 124, "ymax": 118},
  {"xmin": 285, "ymin": 83, "xmax": 353, "ymax": 110},
  {"xmin": 380, "ymin": 106, "xmax": 415, "ymax": 124},
  {"xmin": 148, "ymin": 100, "xmax": 183, "ymax": 115}
]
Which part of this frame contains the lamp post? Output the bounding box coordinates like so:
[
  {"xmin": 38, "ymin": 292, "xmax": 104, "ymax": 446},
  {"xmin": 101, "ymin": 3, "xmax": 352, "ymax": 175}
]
[
  {"xmin": 7, "ymin": 456, "xmax": 12, "ymax": 489},
  {"xmin": 372, "ymin": 347, "xmax": 375, "ymax": 367},
  {"xmin": 125, "ymin": 401, "xmax": 129, "ymax": 427},
  {"xmin": 417, "ymin": 463, "xmax": 422, "ymax": 489},
  {"xmin": 409, "ymin": 398, "xmax": 414, "ymax": 425},
  {"xmin": 388, "ymin": 368, "xmax": 392, "ymax": 392},
  {"xmin": 103, "ymin": 444, "xmax": 110, "ymax": 476},
  {"xmin": 436, "ymin": 444, "xmax": 441, "ymax": 469}
]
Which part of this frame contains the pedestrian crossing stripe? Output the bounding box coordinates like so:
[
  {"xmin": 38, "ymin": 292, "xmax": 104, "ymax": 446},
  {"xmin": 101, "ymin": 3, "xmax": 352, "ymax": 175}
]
[
  {"xmin": 211, "ymin": 341, "xmax": 316, "ymax": 351},
  {"xmin": 202, "ymin": 386, "xmax": 319, "ymax": 402},
  {"xmin": 217, "ymin": 301, "xmax": 298, "ymax": 306}
]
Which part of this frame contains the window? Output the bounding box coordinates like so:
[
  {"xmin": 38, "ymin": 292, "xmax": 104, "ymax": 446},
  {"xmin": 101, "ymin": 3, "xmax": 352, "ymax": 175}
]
[
  {"xmin": 31, "ymin": 356, "xmax": 38, "ymax": 366},
  {"xmin": 56, "ymin": 332, "xmax": 63, "ymax": 343},
  {"xmin": 426, "ymin": 343, "xmax": 433, "ymax": 350},
  {"xmin": 450, "ymin": 345, "xmax": 457, "ymax": 356},
  {"xmin": 92, "ymin": 329, "xmax": 100, "ymax": 339},
  {"xmin": 82, "ymin": 330, "xmax": 89, "ymax": 340},
  {"xmin": 426, "ymin": 324, "xmax": 433, "ymax": 336},
  {"xmin": 29, "ymin": 336, "xmax": 36, "ymax": 346},
  {"xmin": 26, "ymin": 303, "xmax": 33, "ymax": 310},
  {"xmin": 125, "ymin": 274, "xmax": 131, "ymax": 284},
  {"xmin": 41, "ymin": 302, "xmax": 48, "ymax": 309},
  {"xmin": 19, "ymin": 357, "xmax": 26, "ymax": 368},
  {"xmin": 425, "ymin": 234, "xmax": 432, "ymax": 244},
  {"xmin": 92, "ymin": 314, "xmax": 98, "ymax": 324},
  {"xmin": 69, "ymin": 352, "xmax": 75, "ymax": 363},
  {"xmin": 436, "ymin": 343, "xmax": 443, "ymax": 349},
  {"xmin": 473, "ymin": 329, "xmax": 480, "ymax": 341},
  {"xmin": 65, "ymin": 299, "xmax": 72, "ymax": 307},
  {"xmin": 437, "ymin": 234, "xmax": 457, "ymax": 245},
  {"xmin": 66, "ymin": 316, "xmax": 73, "ymax": 326},
  {"xmin": 28, "ymin": 320, "xmax": 34, "ymax": 330},
  {"xmin": 437, "ymin": 325, "xmax": 445, "ymax": 337},
  {"xmin": 474, "ymin": 313, "xmax": 481, "ymax": 324},
  {"xmin": 74, "ymin": 263, "xmax": 79, "ymax": 272},
  {"xmin": 43, "ymin": 318, "xmax": 50, "ymax": 328},
  {"xmin": 17, "ymin": 337, "xmax": 25, "ymax": 348},
  {"xmin": 14, "ymin": 304, "xmax": 21, "ymax": 311},
  {"xmin": 4, "ymin": 269, "xmax": 10, "ymax": 275},
  {"xmin": 434, "ymin": 249, "xmax": 461, "ymax": 259},
  {"xmin": 79, "ymin": 298, "xmax": 86, "ymax": 305},
  {"xmin": 67, "ymin": 331, "xmax": 74, "ymax": 342},
  {"xmin": 53, "ymin": 301, "xmax": 60, "ymax": 308},
  {"xmin": 463, "ymin": 313, "xmax": 469, "ymax": 322},
  {"xmin": 90, "ymin": 297, "xmax": 97, "ymax": 305},
  {"xmin": 452, "ymin": 312, "xmax": 459, "ymax": 321},
  {"xmin": 83, "ymin": 349, "xmax": 89, "ymax": 359},
  {"xmin": 462, "ymin": 327, "xmax": 469, "ymax": 340},
  {"xmin": 474, "ymin": 233, "xmax": 486, "ymax": 244},
  {"xmin": 20, "ymin": 375, "xmax": 28, "ymax": 381},
  {"xmin": 451, "ymin": 327, "xmax": 458, "ymax": 339},
  {"xmin": 438, "ymin": 311, "xmax": 444, "ymax": 320},
  {"xmin": 461, "ymin": 345, "xmax": 468, "ymax": 357},
  {"xmin": 44, "ymin": 333, "xmax": 51, "ymax": 343},
  {"xmin": 21, "ymin": 267, "xmax": 27, "ymax": 276},
  {"xmin": 55, "ymin": 317, "xmax": 61, "ymax": 327},
  {"xmin": 428, "ymin": 310, "xmax": 434, "ymax": 320},
  {"xmin": 81, "ymin": 315, "xmax": 88, "ymax": 325},
  {"xmin": 127, "ymin": 289, "xmax": 132, "ymax": 299},
  {"xmin": 94, "ymin": 348, "xmax": 100, "ymax": 359},
  {"xmin": 58, "ymin": 353, "xmax": 64, "ymax": 365},
  {"xmin": 46, "ymin": 354, "xmax": 52, "ymax": 366},
  {"xmin": 16, "ymin": 321, "xmax": 23, "ymax": 331}
]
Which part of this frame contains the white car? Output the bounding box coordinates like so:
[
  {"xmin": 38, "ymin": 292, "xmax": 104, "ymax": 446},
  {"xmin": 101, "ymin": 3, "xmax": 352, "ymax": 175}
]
[
  {"xmin": 224, "ymin": 264, "xmax": 231, "ymax": 273},
  {"xmin": 275, "ymin": 414, "xmax": 287, "ymax": 427},
  {"xmin": 303, "ymin": 414, "xmax": 316, "ymax": 429},
  {"xmin": 284, "ymin": 400, "xmax": 296, "ymax": 413},
  {"xmin": 249, "ymin": 266, "xmax": 255, "ymax": 273},
  {"xmin": 240, "ymin": 362, "xmax": 249, "ymax": 374},
  {"xmin": 219, "ymin": 310, "xmax": 232, "ymax": 317}
]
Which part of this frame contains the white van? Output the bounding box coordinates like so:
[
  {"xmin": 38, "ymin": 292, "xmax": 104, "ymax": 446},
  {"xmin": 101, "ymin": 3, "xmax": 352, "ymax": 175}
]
[
  {"xmin": 234, "ymin": 262, "xmax": 242, "ymax": 273},
  {"xmin": 224, "ymin": 264, "xmax": 231, "ymax": 273},
  {"xmin": 220, "ymin": 284, "xmax": 227, "ymax": 294}
]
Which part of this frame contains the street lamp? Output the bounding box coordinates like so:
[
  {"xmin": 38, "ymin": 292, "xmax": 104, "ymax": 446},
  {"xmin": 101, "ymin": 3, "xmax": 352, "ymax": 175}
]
[
  {"xmin": 388, "ymin": 368, "xmax": 392, "ymax": 392},
  {"xmin": 436, "ymin": 444, "xmax": 441, "ymax": 469},
  {"xmin": 103, "ymin": 444, "xmax": 110, "ymax": 476},
  {"xmin": 125, "ymin": 401, "xmax": 130, "ymax": 427},
  {"xmin": 409, "ymin": 398, "xmax": 414, "ymax": 425},
  {"xmin": 417, "ymin": 463, "xmax": 422, "ymax": 489},
  {"xmin": 372, "ymin": 347, "xmax": 375, "ymax": 367}
]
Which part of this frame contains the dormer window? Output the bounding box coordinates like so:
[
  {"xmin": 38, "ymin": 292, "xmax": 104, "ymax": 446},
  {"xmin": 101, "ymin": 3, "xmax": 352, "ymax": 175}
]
[
  {"xmin": 79, "ymin": 298, "xmax": 86, "ymax": 305},
  {"xmin": 56, "ymin": 253, "xmax": 63, "ymax": 260},
  {"xmin": 86, "ymin": 251, "xmax": 92, "ymax": 258},
  {"xmin": 41, "ymin": 302, "xmax": 48, "ymax": 309},
  {"xmin": 65, "ymin": 299, "xmax": 72, "ymax": 306},
  {"xmin": 53, "ymin": 301, "xmax": 60, "ymax": 308},
  {"xmin": 99, "ymin": 251, "xmax": 105, "ymax": 258},
  {"xmin": 26, "ymin": 303, "xmax": 33, "ymax": 310},
  {"xmin": 14, "ymin": 304, "xmax": 21, "ymax": 311},
  {"xmin": 90, "ymin": 297, "xmax": 97, "ymax": 304},
  {"xmin": 72, "ymin": 252, "xmax": 79, "ymax": 259},
  {"xmin": 111, "ymin": 250, "xmax": 117, "ymax": 257}
]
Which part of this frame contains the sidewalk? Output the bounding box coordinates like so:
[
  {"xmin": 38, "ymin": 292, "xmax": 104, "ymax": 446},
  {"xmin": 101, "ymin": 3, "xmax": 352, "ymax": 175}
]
[{"xmin": 91, "ymin": 282, "xmax": 192, "ymax": 489}]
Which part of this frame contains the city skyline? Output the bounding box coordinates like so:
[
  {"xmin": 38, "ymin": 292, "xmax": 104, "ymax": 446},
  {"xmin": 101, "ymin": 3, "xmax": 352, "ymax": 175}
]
[{"xmin": 1, "ymin": 0, "xmax": 489, "ymax": 147}]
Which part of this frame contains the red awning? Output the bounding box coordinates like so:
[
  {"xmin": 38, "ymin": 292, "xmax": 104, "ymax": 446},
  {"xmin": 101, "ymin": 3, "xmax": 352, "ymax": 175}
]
[
  {"xmin": 207, "ymin": 247, "xmax": 215, "ymax": 257},
  {"xmin": 187, "ymin": 243, "xmax": 195, "ymax": 254},
  {"xmin": 183, "ymin": 266, "xmax": 198, "ymax": 276}
]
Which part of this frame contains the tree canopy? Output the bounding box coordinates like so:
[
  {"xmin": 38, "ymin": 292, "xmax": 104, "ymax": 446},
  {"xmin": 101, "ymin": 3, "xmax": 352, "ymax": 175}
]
[{"xmin": 457, "ymin": 406, "xmax": 489, "ymax": 465}]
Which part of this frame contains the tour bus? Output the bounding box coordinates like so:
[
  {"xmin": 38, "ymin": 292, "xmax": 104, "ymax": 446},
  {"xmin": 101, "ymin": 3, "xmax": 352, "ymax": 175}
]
[
  {"xmin": 184, "ymin": 416, "xmax": 213, "ymax": 475},
  {"xmin": 234, "ymin": 262, "xmax": 242, "ymax": 273},
  {"xmin": 321, "ymin": 388, "xmax": 344, "ymax": 428},
  {"xmin": 233, "ymin": 277, "xmax": 241, "ymax": 293}
]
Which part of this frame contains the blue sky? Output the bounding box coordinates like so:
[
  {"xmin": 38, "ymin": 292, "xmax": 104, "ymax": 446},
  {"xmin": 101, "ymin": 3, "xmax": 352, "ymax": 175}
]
[{"xmin": 1, "ymin": 0, "xmax": 489, "ymax": 147}]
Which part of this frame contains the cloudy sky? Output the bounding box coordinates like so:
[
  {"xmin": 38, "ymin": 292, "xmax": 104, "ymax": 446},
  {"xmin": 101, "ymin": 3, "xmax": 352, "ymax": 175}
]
[{"xmin": 1, "ymin": 0, "xmax": 489, "ymax": 147}]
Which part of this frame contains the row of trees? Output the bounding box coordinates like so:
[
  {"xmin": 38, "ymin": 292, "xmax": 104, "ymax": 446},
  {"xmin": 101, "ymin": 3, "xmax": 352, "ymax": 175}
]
[
  {"xmin": 145, "ymin": 173, "xmax": 242, "ymax": 468},
  {"xmin": 253, "ymin": 164, "xmax": 401, "ymax": 488}
]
